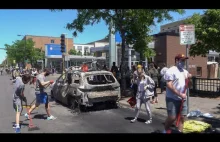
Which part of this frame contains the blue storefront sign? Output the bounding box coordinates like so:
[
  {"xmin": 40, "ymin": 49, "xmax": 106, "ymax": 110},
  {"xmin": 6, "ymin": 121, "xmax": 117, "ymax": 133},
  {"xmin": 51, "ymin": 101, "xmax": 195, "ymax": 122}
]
[{"xmin": 45, "ymin": 44, "xmax": 65, "ymax": 57}]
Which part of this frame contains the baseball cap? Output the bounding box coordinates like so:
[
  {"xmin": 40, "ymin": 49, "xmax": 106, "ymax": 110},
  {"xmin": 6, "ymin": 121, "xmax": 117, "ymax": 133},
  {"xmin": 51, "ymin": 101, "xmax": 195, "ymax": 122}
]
[
  {"xmin": 175, "ymin": 54, "xmax": 189, "ymax": 60},
  {"xmin": 137, "ymin": 65, "xmax": 142, "ymax": 68}
]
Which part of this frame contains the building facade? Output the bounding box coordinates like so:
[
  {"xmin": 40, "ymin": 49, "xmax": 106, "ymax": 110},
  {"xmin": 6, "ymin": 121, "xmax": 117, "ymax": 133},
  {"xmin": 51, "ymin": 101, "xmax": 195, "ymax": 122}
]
[
  {"xmin": 153, "ymin": 32, "xmax": 207, "ymax": 78},
  {"xmin": 22, "ymin": 35, "xmax": 73, "ymax": 53},
  {"xmin": 73, "ymin": 43, "xmax": 94, "ymax": 55}
]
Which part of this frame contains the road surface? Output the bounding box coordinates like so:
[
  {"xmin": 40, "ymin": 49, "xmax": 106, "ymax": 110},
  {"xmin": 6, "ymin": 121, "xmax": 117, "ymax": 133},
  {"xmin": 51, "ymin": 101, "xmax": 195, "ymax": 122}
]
[{"xmin": 0, "ymin": 74, "xmax": 164, "ymax": 133}]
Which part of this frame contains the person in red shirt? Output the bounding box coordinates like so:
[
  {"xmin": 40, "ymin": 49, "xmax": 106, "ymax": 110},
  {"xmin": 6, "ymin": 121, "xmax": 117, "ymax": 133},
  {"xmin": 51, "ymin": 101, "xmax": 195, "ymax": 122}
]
[{"xmin": 81, "ymin": 62, "xmax": 88, "ymax": 72}]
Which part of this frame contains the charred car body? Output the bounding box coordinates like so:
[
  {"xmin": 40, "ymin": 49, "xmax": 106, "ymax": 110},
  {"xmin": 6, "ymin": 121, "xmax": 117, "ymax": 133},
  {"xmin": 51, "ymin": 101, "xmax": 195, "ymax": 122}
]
[{"xmin": 51, "ymin": 70, "xmax": 120, "ymax": 112}]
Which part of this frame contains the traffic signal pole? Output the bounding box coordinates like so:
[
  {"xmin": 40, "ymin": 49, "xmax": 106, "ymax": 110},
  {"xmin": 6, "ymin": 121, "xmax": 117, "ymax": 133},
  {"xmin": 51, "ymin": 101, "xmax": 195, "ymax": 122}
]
[{"xmin": 60, "ymin": 34, "xmax": 66, "ymax": 74}]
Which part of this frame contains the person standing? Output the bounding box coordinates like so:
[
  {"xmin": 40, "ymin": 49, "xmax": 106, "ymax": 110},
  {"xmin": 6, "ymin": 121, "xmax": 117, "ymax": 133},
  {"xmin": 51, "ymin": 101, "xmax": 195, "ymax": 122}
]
[
  {"xmin": 163, "ymin": 54, "xmax": 192, "ymax": 133},
  {"xmin": 130, "ymin": 70, "xmax": 155, "ymax": 124},
  {"xmin": 24, "ymin": 68, "xmax": 56, "ymax": 120},
  {"xmin": 148, "ymin": 63, "xmax": 159, "ymax": 104},
  {"xmin": 12, "ymin": 74, "xmax": 31, "ymax": 133},
  {"xmin": 160, "ymin": 63, "xmax": 168, "ymax": 93}
]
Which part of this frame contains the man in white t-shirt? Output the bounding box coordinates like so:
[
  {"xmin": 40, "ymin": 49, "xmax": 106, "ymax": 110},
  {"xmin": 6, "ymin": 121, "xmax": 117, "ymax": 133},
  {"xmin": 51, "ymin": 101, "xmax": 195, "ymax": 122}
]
[{"xmin": 163, "ymin": 54, "xmax": 192, "ymax": 133}]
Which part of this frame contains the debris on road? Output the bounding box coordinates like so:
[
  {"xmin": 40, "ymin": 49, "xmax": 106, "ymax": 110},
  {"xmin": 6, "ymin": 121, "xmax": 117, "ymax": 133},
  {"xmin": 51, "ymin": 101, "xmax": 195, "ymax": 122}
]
[{"xmin": 183, "ymin": 120, "xmax": 211, "ymax": 133}]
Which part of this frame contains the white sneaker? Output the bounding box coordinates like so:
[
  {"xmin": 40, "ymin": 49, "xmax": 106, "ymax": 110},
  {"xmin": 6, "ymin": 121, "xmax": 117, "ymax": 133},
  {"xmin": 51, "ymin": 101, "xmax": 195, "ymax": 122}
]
[
  {"xmin": 24, "ymin": 113, "xmax": 30, "ymax": 119},
  {"xmin": 145, "ymin": 119, "xmax": 152, "ymax": 124},
  {"xmin": 130, "ymin": 118, "xmax": 136, "ymax": 123},
  {"xmin": 47, "ymin": 115, "xmax": 57, "ymax": 120}
]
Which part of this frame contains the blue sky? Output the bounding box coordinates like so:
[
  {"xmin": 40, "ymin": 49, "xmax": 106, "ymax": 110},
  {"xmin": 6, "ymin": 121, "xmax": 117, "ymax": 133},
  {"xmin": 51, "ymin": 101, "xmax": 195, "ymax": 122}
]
[{"xmin": 0, "ymin": 9, "xmax": 205, "ymax": 63}]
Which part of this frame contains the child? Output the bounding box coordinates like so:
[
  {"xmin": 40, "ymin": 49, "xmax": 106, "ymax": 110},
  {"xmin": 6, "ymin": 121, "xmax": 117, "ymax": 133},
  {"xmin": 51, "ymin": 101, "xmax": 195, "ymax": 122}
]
[
  {"xmin": 12, "ymin": 74, "xmax": 31, "ymax": 133},
  {"xmin": 131, "ymin": 71, "xmax": 155, "ymax": 124}
]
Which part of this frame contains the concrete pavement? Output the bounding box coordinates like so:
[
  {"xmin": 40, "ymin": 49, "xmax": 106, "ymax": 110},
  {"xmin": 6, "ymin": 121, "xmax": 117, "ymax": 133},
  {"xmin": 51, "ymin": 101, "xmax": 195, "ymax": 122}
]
[{"xmin": 0, "ymin": 74, "xmax": 165, "ymax": 133}]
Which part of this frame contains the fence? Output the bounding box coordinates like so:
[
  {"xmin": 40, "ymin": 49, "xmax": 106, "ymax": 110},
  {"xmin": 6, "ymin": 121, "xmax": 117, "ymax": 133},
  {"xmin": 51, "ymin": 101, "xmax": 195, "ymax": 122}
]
[{"xmin": 190, "ymin": 77, "xmax": 220, "ymax": 97}]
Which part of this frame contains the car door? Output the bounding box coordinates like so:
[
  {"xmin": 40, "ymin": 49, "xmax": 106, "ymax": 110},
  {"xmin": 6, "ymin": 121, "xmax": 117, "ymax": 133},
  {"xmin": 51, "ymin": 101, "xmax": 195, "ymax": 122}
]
[
  {"xmin": 57, "ymin": 73, "xmax": 68, "ymax": 103},
  {"xmin": 52, "ymin": 75, "xmax": 63, "ymax": 99}
]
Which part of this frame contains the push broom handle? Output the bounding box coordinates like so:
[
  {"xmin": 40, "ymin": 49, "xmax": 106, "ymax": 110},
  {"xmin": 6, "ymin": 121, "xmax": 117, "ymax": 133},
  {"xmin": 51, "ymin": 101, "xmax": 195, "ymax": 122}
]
[{"xmin": 176, "ymin": 79, "xmax": 189, "ymax": 127}]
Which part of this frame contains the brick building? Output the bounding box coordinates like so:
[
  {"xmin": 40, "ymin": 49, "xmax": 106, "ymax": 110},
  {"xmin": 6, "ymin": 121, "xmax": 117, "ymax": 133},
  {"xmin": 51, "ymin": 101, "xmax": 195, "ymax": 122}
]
[
  {"xmin": 153, "ymin": 32, "xmax": 207, "ymax": 78},
  {"xmin": 22, "ymin": 35, "xmax": 73, "ymax": 53}
]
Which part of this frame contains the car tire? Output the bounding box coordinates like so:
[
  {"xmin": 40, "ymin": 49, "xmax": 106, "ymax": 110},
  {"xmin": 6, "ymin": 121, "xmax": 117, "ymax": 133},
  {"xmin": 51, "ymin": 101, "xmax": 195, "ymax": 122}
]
[{"xmin": 68, "ymin": 96, "xmax": 81, "ymax": 114}]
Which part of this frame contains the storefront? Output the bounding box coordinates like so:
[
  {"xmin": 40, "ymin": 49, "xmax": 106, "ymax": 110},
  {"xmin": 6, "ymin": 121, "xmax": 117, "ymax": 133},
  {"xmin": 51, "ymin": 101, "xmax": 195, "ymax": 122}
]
[{"xmin": 45, "ymin": 44, "xmax": 105, "ymax": 73}]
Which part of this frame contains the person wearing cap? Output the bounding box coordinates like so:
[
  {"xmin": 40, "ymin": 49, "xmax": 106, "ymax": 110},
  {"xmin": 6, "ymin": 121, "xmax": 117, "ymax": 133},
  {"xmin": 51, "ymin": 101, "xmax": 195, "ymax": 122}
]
[
  {"xmin": 163, "ymin": 54, "xmax": 192, "ymax": 133},
  {"xmin": 24, "ymin": 68, "xmax": 56, "ymax": 120},
  {"xmin": 131, "ymin": 64, "xmax": 144, "ymax": 96}
]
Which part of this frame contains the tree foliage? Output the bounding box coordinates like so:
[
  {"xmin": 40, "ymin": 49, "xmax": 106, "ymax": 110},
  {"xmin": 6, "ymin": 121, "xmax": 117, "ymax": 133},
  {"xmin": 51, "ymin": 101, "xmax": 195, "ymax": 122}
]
[
  {"xmin": 51, "ymin": 9, "xmax": 184, "ymax": 91},
  {"xmin": 184, "ymin": 9, "xmax": 220, "ymax": 57},
  {"xmin": 68, "ymin": 48, "xmax": 78, "ymax": 55},
  {"xmin": 5, "ymin": 39, "xmax": 45, "ymax": 66}
]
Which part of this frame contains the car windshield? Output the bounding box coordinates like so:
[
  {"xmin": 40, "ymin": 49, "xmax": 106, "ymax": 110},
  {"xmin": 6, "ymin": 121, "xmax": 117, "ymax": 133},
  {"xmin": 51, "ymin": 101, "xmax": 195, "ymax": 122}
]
[{"xmin": 86, "ymin": 74, "xmax": 116, "ymax": 85}]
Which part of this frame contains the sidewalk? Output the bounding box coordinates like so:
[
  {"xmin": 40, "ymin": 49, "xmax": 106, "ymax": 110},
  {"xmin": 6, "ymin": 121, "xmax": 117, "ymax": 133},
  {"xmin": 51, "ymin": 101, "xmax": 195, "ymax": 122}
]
[{"xmin": 118, "ymin": 89, "xmax": 220, "ymax": 120}]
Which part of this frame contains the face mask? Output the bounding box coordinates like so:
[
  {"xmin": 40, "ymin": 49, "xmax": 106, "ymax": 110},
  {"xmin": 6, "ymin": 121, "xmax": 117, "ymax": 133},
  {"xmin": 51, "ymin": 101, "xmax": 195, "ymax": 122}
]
[{"xmin": 177, "ymin": 61, "xmax": 185, "ymax": 69}]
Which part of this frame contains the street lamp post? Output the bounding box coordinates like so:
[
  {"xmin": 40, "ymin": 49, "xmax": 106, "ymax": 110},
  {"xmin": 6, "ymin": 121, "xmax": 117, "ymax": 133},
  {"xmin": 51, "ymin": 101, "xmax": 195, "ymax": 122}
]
[{"xmin": 17, "ymin": 34, "xmax": 26, "ymax": 68}]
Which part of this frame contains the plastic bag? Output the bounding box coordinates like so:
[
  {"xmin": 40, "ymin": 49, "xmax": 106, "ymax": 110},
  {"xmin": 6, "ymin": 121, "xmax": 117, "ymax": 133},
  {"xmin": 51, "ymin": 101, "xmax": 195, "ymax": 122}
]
[
  {"xmin": 187, "ymin": 110, "xmax": 202, "ymax": 117},
  {"xmin": 127, "ymin": 97, "xmax": 136, "ymax": 108}
]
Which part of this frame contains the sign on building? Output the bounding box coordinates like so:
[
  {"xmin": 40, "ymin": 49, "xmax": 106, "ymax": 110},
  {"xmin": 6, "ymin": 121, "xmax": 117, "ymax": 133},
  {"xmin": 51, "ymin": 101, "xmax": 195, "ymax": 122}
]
[{"xmin": 179, "ymin": 25, "xmax": 195, "ymax": 45}]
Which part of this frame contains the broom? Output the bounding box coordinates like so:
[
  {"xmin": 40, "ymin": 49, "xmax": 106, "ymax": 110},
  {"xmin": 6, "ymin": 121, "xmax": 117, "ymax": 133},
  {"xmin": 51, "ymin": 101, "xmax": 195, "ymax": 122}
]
[
  {"xmin": 22, "ymin": 93, "xmax": 40, "ymax": 131},
  {"xmin": 176, "ymin": 78, "xmax": 189, "ymax": 128}
]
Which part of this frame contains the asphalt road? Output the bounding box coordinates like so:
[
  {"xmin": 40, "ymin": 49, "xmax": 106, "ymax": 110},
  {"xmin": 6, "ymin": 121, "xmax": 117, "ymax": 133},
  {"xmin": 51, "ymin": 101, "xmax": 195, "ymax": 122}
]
[{"xmin": 0, "ymin": 73, "xmax": 164, "ymax": 133}]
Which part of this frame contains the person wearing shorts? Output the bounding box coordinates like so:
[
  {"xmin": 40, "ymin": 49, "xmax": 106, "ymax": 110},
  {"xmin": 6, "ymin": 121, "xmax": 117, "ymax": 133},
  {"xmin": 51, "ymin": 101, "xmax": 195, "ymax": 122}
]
[
  {"xmin": 25, "ymin": 68, "xmax": 56, "ymax": 120},
  {"xmin": 163, "ymin": 54, "xmax": 192, "ymax": 133},
  {"xmin": 12, "ymin": 74, "xmax": 31, "ymax": 133}
]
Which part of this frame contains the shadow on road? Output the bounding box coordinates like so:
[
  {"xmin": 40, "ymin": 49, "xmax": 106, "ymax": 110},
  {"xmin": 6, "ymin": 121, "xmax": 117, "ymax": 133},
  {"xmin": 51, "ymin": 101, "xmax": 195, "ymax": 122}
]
[
  {"xmin": 155, "ymin": 107, "xmax": 166, "ymax": 110},
  {"xmin": 124, "ymin": 117, "xmax": 147, "ymax": 123},
  {"xmin": 32, "ymin": 114, "xmax": 47, "ymax": 120}
]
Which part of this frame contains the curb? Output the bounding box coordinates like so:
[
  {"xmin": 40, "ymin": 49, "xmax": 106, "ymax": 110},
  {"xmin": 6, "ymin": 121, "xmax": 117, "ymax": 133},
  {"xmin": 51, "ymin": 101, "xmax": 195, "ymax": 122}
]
[{"xmin": 118, "ymin": 100, "xmax": 167, "ymax": 122}]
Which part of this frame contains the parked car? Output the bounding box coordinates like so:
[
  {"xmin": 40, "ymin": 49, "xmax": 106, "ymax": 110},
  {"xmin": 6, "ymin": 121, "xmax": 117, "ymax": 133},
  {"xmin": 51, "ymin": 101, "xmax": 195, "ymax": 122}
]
[{"xmin": 51, "ymin": 70, "xmax": 121, "ymax": 112}]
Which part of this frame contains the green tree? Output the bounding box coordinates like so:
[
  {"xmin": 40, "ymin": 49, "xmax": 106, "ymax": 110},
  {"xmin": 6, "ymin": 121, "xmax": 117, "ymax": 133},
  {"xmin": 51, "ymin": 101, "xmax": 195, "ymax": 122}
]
[
  {"xmin": 68, "ymin": 48, "xmax": 78, "ymax": 55},
  {"xmin": 52, "ymin": 9, "xmax": 184, "ymax": 91},
  {"xmin": 184, "ymin": 9, "xmax": 220, "ymax": 57},
  {"xmin": 133, "ymin": 36, "xmax": 156, "ymax": 60},
  {"xmin": 5, "ymin": 39, "xmax": 45, "ymax": 66}
]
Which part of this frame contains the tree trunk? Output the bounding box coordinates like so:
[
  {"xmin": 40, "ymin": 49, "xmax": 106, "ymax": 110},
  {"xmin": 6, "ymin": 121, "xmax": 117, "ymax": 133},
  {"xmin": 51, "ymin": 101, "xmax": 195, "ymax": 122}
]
[{"xmin": 120, "ymin": 32, "xmax": 127, "ymax": 96}]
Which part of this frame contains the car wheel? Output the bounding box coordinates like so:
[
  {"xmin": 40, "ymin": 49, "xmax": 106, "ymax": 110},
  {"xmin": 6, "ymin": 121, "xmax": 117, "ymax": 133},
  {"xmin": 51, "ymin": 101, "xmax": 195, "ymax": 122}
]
[{"xmin": 69, "ymin": 97, "xmax": 81, "ymax": 114}]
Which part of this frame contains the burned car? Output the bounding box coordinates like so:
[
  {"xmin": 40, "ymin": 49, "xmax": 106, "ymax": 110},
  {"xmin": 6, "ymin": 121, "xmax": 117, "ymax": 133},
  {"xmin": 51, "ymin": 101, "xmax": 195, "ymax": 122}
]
[{"xmin": 51, "ymin": 70, "xmax": 121, "ymax": 112}]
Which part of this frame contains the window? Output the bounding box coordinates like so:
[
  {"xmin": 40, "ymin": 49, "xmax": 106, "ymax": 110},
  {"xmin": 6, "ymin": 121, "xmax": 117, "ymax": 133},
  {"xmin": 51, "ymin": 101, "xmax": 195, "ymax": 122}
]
[
  {"xmin": 171, "ymin": 30, "xmax": 175, "ymax": 33},
  {"xmin": 77, "ymin": 46, "xmax": 82, "ymax": 50},
  {"xmin": 208, "ymin": 57, "xmax": 215, "ymax": 62},
  {"xmin": 196, "ymin": 67, "xmax": 202, "ymax": 77},
  {"xmin": 86, "ymin": 74, "xmax": 115, "ymax": 85},
  {"xmin": 73, "ymin": 46, "xmax": 75, "ymax": 49},
  {"xmin": 28, "ymin": 38, "xmax": 33, "ymax": 41},
  {"xmin": 51, "ymin": 39, "xmax": 54, "ymax": 43}
]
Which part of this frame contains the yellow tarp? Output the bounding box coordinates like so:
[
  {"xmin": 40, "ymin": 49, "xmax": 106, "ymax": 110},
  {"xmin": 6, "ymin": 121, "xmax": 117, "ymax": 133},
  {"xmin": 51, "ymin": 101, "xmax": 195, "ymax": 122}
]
[{"xmin": 183, "ymin": 120, "xmax": 211, "ymax": 133}]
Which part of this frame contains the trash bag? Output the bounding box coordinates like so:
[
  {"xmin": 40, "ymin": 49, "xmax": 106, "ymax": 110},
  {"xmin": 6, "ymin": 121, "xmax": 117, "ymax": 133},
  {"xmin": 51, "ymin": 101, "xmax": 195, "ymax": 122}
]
[
  {"xmin": 127, "ymin": 96, "xmax": 136, "ymax": 108},
  {"xmin": 187, "ymin": 110, "xmax": 202, "ymax": 117},
  {"xmin": 183, "ymin": 120, "xmax": 211, "ymax": 133}
]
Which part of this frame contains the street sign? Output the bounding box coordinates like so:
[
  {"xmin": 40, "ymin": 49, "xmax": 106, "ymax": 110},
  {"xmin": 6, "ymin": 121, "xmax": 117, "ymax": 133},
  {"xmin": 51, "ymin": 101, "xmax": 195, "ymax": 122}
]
[
  {"xmin": 65, "ymin": 55, "xmax": 70, "ymax": 61},
  {"xmin": 179, "ymin": 25, "xmax": 195, "ymax": 45}
]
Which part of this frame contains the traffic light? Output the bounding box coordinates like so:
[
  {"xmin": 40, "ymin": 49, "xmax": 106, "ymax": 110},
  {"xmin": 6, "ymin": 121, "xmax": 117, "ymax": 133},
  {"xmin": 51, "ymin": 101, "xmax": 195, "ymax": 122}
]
[{"xmin": 60, "ymin": 34, "xmax": 65, "ymax": 53}]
